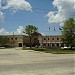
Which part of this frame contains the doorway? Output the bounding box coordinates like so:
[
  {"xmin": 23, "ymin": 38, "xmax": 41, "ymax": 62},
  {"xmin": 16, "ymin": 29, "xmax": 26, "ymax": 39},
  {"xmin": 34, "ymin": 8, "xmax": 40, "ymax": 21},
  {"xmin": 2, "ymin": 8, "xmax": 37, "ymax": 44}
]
[{"xmin": 19, "ymin": 43, "xmax": 22, "ymax": 47}]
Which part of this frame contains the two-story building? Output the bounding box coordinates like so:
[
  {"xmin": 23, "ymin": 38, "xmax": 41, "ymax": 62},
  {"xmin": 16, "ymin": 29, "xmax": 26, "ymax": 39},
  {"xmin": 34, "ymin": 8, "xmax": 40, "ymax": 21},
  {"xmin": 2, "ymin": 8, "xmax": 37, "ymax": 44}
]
[
  {"xmin": 42, "ymin": 35, "xmax": 64, "ymax": 49},
  {"xmin": 0, "ymin": 33, "xmax": 65, "ymax": 49}
]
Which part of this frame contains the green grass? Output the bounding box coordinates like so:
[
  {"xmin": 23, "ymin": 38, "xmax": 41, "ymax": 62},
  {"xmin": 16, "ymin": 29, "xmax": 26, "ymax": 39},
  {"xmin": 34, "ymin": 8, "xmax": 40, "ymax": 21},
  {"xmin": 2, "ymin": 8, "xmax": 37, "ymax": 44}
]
[
  {"xmin": 23, "ymin": 48, "xmax": 75, "ymax": 54},
  {"xmin": 23, "ymin": 48, "xmax": 31, "ymax": 50}
]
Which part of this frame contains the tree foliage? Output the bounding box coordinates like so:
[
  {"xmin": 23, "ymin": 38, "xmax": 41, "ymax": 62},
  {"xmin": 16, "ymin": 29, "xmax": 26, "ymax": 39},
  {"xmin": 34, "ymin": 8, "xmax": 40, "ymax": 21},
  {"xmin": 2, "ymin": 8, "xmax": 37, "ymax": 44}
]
[
  {"xmin": 62, "ymin": 18, "xmax": 75, "ymax": 49},
  {"xmin": 25, "ymin": 25, "xmax": 38, "ymax": 48},
  {"xmin": 25, "ymin": 25, "xmax": 38, "ymax": 36},
  {"xmin": 0, "ymin": 36, "xmax": 10, "ymax": 46}
]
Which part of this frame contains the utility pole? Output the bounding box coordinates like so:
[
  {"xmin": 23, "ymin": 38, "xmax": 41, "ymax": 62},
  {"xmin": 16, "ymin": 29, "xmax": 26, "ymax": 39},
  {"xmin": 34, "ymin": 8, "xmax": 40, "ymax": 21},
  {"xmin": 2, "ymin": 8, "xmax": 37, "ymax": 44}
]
[
  {"xmin": 49, "ymin": 26, "xmax": 50, "ymax": 49},
  {"xmin": 46, "ymin": 34, "xmax": 47, "ymax": 49},
  {"xmin": 59, "ymin": 27, "xmax": 63, "ymax": 49},
  {"xmin": 13, "ymin": 32, "xmax": 14, "ymax": 47}
]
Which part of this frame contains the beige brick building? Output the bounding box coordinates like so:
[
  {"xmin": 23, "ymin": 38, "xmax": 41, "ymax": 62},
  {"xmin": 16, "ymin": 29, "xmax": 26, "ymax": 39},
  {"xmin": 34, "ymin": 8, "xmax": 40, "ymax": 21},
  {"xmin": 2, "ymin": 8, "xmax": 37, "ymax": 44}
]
[
  {"xmin": 0, "ymin": 34, "xmax": 64, "ymax": 49},
  {"xmin": 0, "ymin": 35, "xmax": 23, "ymax": 47},
  {"xmin": 42, "ymin": 35, "xmax": 64, "ymax": 49}
]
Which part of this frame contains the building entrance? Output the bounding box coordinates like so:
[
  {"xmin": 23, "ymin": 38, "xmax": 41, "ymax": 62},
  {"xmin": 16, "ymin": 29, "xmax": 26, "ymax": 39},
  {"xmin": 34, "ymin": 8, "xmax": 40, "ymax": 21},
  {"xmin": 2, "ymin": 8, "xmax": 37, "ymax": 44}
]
[{"xmin": 19, "ymin": 43, "xmax": 22, "ymax": 47}]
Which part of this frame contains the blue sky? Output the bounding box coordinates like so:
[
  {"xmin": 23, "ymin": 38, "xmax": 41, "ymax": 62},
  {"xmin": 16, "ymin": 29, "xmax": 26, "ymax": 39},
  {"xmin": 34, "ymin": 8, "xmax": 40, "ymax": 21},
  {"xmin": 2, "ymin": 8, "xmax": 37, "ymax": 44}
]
[{"xmin": 0, "ymin": 0, "xmax": 75, "ymax": 35}]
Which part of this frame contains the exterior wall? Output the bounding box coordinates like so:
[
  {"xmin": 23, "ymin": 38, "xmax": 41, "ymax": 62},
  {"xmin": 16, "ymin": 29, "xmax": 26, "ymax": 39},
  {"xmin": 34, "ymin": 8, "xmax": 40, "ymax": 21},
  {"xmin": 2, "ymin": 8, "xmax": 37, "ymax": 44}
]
[
  {"xmin": 0, "ymin": 34, "xmax": 63, "ymax": 48},
  {"xmin": 43, "ymin": 35, "xmax": 61, "ymax": 43},
  {"xmin": 0, "ymin": 35, "xmax": 23, "ymax": 47},
  {"xmin": 37, "ymin": 35, "xmax": 43, "ymax": 47},
  {"xmin": 42, "ymin": 35, "xmax": 63, "ymax": 48},
  {"xmin": 7, "ymin": 35, "xmax": 23, "ymax": 47}
]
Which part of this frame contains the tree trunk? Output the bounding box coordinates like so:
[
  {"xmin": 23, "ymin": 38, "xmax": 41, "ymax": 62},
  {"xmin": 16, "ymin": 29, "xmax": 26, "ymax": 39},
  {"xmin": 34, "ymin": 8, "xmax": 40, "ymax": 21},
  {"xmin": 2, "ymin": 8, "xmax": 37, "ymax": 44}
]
[{"xmin": 30, "ymin": 35, "xmax": 32, "ymax": 49}]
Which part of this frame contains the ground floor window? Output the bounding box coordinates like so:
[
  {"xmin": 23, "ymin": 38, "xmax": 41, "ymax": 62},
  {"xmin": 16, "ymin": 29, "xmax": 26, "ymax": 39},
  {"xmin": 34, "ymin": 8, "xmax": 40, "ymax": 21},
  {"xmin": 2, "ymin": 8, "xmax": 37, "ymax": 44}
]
[
  {"xmin": 19, "ymin": 43, "xmax": 22, "ymax": 47},
  {"xmin": 52, "ymin": 44, "xmax": 55, "ymax": 46},
  {"xmin": 61, "ymin": 43, "xmax": 64, "ymax": 47},
  {"xmin": 48, "ymin": 43, "xmax": 49, "ymax": 46},
  {"xmin": 56, "ymin": 43, "xmax": 59, "ymax": 47}
]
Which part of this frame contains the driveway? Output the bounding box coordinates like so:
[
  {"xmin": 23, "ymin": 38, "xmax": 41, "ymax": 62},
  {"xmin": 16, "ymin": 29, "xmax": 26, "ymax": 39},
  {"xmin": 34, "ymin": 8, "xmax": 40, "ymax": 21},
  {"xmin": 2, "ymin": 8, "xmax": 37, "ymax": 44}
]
[{"xmin": 0, "ymin": 48, "xmax": 75, "ymax": 75}]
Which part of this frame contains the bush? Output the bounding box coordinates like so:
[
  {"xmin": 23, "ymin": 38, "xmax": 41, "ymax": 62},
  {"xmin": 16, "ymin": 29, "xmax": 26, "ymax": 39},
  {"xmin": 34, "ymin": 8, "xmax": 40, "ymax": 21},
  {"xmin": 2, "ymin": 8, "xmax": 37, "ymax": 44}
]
[
  {"xmin": 4, "ymin": 45, "xmax": 12, "ymax": 48},
  {"xmin": 31, "ymin": 48, "xmax": 45, "ymax": 51}
]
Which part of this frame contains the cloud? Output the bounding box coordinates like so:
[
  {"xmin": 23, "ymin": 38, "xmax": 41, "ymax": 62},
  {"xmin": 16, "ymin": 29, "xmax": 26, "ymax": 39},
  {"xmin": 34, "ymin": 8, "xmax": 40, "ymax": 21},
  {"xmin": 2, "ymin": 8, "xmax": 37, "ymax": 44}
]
[
  {"xmin": 0, "ymin": 0, "xmax": 32, "ymax": 22},
  {"xmin": 47, "ymin": 0, "xmax": 75, "ymax": 25},
  {"xmin": 0, "ymin": 26, "xmax": 26, "ymax": 35},
  {"xmin": 0, "ymin": 28, "xmax": 10, "ymax": 35},
  {"xmin": 0, "ymin": 11, "xmax": 4, "ymax": 22},
  {"xmin": 1, "ymin": 0, "xmax": 32, "ymax": 12},
  {"xmin": 16, "ymin": 26, "xmax": 24, "ymax": 34}
]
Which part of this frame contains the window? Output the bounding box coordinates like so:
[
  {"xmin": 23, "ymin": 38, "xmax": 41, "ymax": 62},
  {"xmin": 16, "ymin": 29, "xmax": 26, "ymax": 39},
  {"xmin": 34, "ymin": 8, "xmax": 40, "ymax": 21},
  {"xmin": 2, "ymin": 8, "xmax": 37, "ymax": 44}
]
[
  {"xmin": 57, "ymin": 38, "xmax": 59, "ymax": 40},
  {"xmin": 19, "ymin": 43, "xmax": 22, "ymax": 47},
  {"xmin": 44, "ymin": 38, "xmax": 46, "ymax": 40},
  {"xmin": 52, "ymin": 38, "xmax": 54, "ymax": 40},
  {"xmin": 11, "ymin": 38, "xmax": 13, "ymax": 40},
  {"xmin": 48, "ymin": 43, "xmax": 49, "ymax": 46},
  {"xmin": 56, "ymin": 43, "xmax": 59, "ymax": 46},
  {"xmin": 52, "ymin": 44, "xmax": 54, "ymax": 46},
  {"xmin": 61, "ymin": 43, "xmax": 64, "ymax": 47},
  {"xmin": 48, "ymin": 38, "xmax": 49, "ymax": 40},
  {"xmin": 15, "ymin": 38, "xmax": 17, "ymax": 40}
]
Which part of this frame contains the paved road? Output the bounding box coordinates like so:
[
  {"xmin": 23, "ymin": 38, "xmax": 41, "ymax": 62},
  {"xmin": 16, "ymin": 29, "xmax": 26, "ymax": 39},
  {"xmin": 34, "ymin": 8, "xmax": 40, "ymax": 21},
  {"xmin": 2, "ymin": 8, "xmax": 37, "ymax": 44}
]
[{"xmin": 0, "ymin": 48, "xmax": 75, "ymax": 75}]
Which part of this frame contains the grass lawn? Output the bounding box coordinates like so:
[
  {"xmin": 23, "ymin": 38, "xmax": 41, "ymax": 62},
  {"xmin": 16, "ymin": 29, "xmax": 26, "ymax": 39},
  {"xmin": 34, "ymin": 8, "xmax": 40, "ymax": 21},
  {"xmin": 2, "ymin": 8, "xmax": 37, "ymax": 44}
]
[{"xmin": 23, "ymin": 48, "xmax": 75, "ymax": 54}]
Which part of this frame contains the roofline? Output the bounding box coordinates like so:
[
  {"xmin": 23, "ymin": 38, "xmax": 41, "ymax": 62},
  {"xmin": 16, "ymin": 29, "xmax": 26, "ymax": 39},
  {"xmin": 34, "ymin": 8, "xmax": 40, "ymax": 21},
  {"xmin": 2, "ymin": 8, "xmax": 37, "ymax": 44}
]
[{"xmin": 0, "ymin": 34, "xmax": 62, "ymax": 36}]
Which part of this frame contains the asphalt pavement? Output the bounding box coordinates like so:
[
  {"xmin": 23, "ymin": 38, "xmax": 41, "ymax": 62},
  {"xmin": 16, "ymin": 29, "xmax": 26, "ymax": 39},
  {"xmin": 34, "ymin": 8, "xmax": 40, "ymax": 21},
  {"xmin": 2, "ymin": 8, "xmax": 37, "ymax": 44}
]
[{"xmin": 0, "ymin": 48, "xmax": 75, "ymax": 75}]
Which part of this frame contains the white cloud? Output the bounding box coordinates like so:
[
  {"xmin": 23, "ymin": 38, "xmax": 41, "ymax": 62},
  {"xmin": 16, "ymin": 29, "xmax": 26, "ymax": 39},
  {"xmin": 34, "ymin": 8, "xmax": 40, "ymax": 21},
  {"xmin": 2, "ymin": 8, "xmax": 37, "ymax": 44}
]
[
  {"xmin": 0, "ymin": 26, "xmax": 24, "ymax": 35},
  {"xmin": 0, "ymin": 0, "xmax": 32, "ymax": 22},
  {"xmin": 1, "ymin": 0, "xmax": 32, "ymax": 12},
  {"xmin": 0, "ymin": 28, "xmax": 5, "ymax": 33},
  {"xmin": 16, "ymin": 26, "xmax": 24, "ymax": 34},
  {"xmin": 0, "ymin": 11, "xmax": 4, "ymax": 22},
  {"xmin": 47, "ymin": 0, "xmax": 75, "ymax": 24},
  {"xmin": 0, "ymin": 28, "xmax": 10, "ymax": 35}
]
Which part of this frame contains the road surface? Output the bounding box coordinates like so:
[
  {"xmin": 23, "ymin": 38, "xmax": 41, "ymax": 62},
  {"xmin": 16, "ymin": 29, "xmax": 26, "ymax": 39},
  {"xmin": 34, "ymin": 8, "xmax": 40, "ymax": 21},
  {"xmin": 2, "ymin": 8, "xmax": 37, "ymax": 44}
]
[{"xmin": 0, "ymin": 48, "xmax": 75, "ymax": 75}]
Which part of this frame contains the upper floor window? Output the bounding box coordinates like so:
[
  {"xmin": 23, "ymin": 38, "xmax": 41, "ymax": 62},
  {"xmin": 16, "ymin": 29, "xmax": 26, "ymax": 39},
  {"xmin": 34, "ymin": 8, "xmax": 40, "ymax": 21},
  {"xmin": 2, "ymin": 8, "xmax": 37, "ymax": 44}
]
[
  {"xmin": 48, "ymin": 38, "xmax": 49, "ymax": 40},
  {"xmin": 52, "ymin": 38, "xmax": 54, "ymax": 40},
  {"xmin": 11, "ymin": 38, "xmax": 13, "ymax": 40},
  {"xmin": 44, "ymin": 38, "xmax": 46, "ymax": 40},
  {"xmin": 57, "ymin": 38, "xmax": 59, "ymax": 40},
  {"xmin": 15, "ymin": 38, "xmax": 17, "ymax": 40}
]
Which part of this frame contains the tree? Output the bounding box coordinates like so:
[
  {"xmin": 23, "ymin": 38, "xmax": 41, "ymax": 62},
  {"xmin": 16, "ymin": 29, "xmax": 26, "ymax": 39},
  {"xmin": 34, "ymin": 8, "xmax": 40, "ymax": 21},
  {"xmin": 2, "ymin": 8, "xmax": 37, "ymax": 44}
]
[
  {"xmin": 0, "ymin": 36, "xmax": 10, "ymax": 47},
  {"xmin": 25, "ymin": 25, "xmax": 38, "ymax": 49},
  {"xmin": 31, "ymin": 32, "xmax": 42, "ymax": 47},
  {"xmin": 62, "ymin": 18, "xmax": 75, "ymax": 49}
]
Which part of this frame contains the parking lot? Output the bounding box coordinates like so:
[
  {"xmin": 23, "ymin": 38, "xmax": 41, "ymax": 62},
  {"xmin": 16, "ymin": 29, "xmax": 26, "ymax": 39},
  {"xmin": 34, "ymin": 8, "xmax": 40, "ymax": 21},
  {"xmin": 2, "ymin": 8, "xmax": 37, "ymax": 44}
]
[{"xmin": 0, "ymin": 48, "xmax": 75, "ymax": 75}]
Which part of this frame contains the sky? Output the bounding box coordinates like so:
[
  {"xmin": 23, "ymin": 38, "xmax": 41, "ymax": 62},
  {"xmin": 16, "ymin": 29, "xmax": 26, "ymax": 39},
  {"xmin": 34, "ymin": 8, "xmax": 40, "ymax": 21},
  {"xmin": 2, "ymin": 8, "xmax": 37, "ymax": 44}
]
[{"xmin": 0, "ymin": 0, "xmax": 75, "ymax": 35}]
